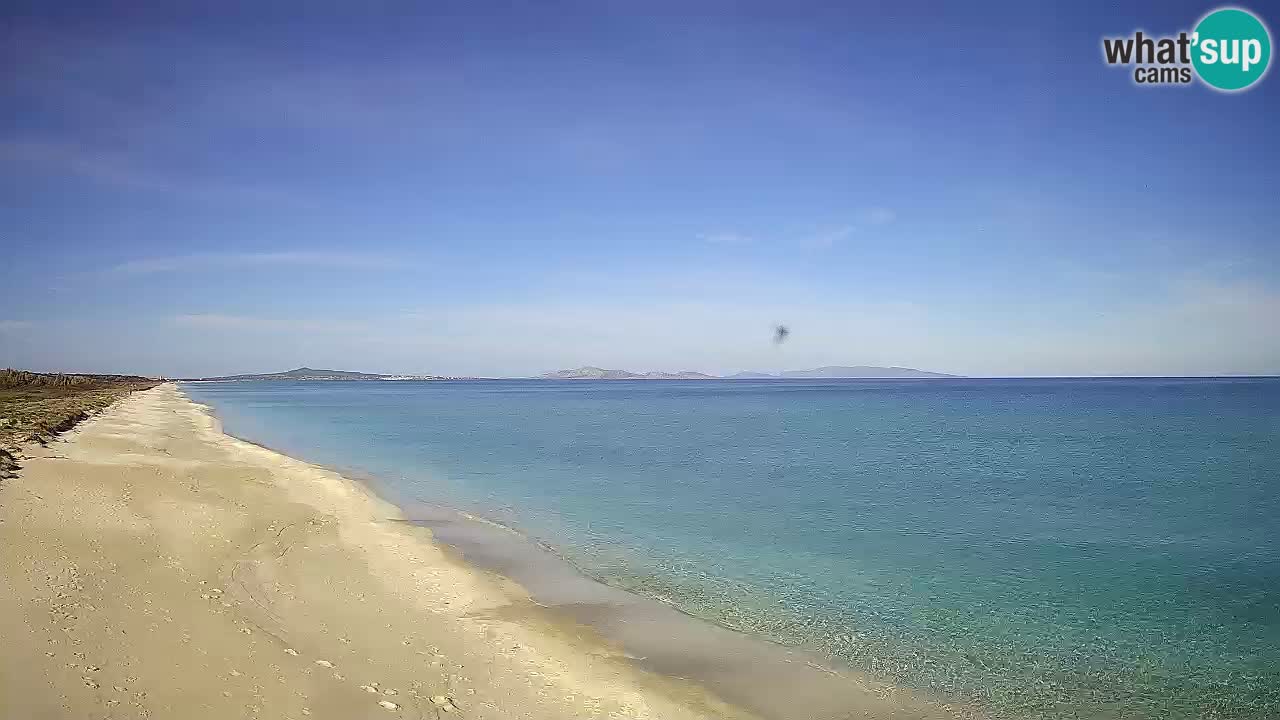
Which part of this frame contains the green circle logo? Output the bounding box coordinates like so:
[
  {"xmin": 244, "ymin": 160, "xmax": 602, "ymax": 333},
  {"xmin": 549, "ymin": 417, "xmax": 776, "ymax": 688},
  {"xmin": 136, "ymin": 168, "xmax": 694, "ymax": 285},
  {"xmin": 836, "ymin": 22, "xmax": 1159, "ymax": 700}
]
[{"xmin": 1192, "ymin": 8, "xmax": 1272, "ymax": 91}]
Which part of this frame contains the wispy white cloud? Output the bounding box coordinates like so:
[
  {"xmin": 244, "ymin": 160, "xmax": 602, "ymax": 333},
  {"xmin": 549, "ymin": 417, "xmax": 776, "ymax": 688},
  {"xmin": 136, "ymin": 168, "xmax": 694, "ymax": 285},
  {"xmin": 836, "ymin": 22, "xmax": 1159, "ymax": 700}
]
[
  {"xmin": 978, "ymin": 274, "xmax": 1280, "ymax": 376},
  {"xmin": 803, "ymin": 208, "xmax": 897, "ymax": 248},
  {"xmin": 722, "ymin": 208, "xmax": 898, "ymax": 251},
  {"xmin": 697, "ymin": 232, "xmax": 754, "ymax": 246},
  {"xmin": 0, "ymin": 320, "xmax": 33, "ymax": 331},
  {"xmin": 1053, "ymin": 260, "xmax": 1127, "ymax": 285},
  {"xmin": 172, "ymin": 313, "xmax": 368, "ymax": 335},
  {"xmin": 0, "ymin": 137, "xmax": 298, "ymax": 203},
  {"xmin": 1165, "ymin": 276, "xmax": 1280, "ymax": 325},
  {"xmin": 805, "ymin": 224, "xmax": 856, "ymax": 249},
  {"xmin": 0, "ymin": 139, "xmax": 166, "ymax": 191},
  {"xmin": 172, "ymin": 314, "xmax": 269, "ymax": 329},
  {"xmin": 113, "ymin": 252, "xmax": 404, "ymax": 275},
  {"xmin": 860, "ymin": 207, "xmax": 897, "ymax": 225}
]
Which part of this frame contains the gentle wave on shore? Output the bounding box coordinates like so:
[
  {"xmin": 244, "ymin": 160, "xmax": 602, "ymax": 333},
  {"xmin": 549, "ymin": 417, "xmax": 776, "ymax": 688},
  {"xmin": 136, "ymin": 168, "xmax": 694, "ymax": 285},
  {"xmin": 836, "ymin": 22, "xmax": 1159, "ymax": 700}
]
[{"xmin": 185, "ymin": 378, "xmax": 1280, "ymax": 719}]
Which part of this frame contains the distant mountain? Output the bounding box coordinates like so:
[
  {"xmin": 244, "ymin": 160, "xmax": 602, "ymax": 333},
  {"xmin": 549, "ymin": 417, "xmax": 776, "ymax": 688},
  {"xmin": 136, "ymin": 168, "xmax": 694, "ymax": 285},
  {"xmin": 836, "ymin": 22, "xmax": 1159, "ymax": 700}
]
[
  {"xmin": 539, "ymin": 366, "xmax": 634, "ymax": 380},
  {"xmin": 642, "ymin": 370, "xmax": 717, "ymax": 380},
  {"xmin": 542, "ymin": 365, "xmax": 956, "ymax": 380},
  {"xmin": 779, "ymin": 366, "xmax": 957, "ymax": 378},
  {"xmin": 192, "ymin": 367, "xmax": 446, "ymax": 381},
  {"xmin": 540, "ymin": 367, "xmax": 716, "ymax": 380}
]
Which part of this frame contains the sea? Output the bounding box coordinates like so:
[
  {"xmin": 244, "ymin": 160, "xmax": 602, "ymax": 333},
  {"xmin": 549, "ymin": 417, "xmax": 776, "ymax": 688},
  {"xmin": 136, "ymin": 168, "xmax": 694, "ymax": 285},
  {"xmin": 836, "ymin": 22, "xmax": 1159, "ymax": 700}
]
[{"xmin": 182, "ymin": 377, "xmax": 1280, "ymax": 720}]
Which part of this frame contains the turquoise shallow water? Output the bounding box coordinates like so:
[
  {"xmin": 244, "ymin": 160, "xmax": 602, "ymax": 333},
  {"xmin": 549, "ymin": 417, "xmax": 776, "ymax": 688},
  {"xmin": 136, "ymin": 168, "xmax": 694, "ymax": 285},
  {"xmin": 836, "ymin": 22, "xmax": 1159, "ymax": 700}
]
[{"xmin": 184, "ymin": 378, "xmax": 1280, "ymax": 719}]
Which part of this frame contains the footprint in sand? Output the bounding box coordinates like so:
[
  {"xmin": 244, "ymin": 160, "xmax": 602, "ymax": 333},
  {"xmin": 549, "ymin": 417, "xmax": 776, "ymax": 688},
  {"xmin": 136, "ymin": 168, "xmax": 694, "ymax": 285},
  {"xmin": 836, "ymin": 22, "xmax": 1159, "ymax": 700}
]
[{"xmin": 430, "ymin": 695, "xmax": 461, "ymax": 713}]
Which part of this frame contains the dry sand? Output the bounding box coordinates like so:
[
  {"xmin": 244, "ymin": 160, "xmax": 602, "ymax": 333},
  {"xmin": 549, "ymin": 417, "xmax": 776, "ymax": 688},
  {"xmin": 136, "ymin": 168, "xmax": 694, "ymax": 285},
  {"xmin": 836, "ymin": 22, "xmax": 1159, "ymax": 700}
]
[{"xmin": 0, "ymin": 384, "xmax": 751, "ymax": 720}]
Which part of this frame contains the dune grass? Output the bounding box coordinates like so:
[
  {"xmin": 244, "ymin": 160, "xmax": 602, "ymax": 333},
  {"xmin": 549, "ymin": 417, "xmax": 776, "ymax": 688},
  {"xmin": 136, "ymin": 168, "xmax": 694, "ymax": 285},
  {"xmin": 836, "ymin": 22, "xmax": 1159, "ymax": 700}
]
[{"xmin": 0, "ymin": 369, "xmax": 158, "ymax": 478}]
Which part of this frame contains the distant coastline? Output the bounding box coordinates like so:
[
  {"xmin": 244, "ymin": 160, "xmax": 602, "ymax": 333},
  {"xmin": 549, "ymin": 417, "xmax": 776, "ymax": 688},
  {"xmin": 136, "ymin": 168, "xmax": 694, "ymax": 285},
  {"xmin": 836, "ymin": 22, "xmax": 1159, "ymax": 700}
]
[
  {"xmin": 187, "ymin": 367, "xmax": 467, "ymax": 382},
  {"xmin": 540, "ymin": 365, "xmax": 960, "ymax": 379},
  {"xmin": 188, "ymin": 365, "xmax": 962, "ymax": 382}
]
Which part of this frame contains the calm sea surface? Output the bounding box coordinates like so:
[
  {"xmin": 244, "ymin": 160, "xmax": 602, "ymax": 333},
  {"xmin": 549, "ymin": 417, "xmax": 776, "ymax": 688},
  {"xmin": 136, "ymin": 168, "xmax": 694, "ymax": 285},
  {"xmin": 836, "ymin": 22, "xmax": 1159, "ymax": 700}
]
[{"xmin": 183, "ymin": 378, "xmax": 1280, "ymax": 719}]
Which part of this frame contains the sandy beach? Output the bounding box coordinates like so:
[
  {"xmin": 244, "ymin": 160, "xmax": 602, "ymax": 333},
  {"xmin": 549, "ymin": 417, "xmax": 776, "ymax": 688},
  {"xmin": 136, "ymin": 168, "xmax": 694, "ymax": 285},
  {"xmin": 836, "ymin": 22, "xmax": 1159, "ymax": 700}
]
[
  {"xmin": 0, "ymin": 384, "xmax": 965, "ymax": 720},
  {"xmin": 0, "ymin": 384, "xmax": 758, "ymax": 719}
]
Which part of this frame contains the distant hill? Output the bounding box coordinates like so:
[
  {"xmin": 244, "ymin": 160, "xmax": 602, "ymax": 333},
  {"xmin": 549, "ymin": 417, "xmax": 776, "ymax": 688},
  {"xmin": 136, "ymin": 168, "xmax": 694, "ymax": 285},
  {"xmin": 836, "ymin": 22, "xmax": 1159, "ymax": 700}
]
[
  {"xmin": 543, "ymin": 365, "xmax": 957, "ymax": 380},
  {"xmin": 641, "ymin": 371, "xmax": 717, "ymax": 380},
  {"xmin": 779, "ymin": 366, "xmax": 958, "ymax": 378},
  {"xmin": 541, "ymin": 367, "xmax": 716, "ymax": 380},
  {"xmin": 192, "ymin": 367, "xmax": 446, "ymax": 381},
  {"xmin": 540, "ymin": 366, "xmax": 632, "ymax": 380}
]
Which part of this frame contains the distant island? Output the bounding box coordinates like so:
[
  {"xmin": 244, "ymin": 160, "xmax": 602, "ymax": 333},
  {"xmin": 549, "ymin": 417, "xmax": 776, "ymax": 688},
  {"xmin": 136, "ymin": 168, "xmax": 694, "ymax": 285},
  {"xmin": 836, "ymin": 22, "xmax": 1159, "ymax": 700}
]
[
  {"xmin": 543, "ymin": 365, "xmax": 960, "ymax": 379},
  {"xmin": 189, "ymin": 367, "xmax": 455, "ymax": 381},
  {"xmin": 540, "ymin": 367, "xmax": 717, "ymax": 380}
]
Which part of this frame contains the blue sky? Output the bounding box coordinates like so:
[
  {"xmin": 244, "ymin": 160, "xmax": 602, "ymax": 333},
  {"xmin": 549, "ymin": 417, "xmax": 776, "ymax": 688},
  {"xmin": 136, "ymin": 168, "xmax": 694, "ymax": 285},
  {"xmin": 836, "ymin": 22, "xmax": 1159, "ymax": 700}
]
[{"xmin": 2, "ymin": 1, "xmax": 1277, "ymax": 377}]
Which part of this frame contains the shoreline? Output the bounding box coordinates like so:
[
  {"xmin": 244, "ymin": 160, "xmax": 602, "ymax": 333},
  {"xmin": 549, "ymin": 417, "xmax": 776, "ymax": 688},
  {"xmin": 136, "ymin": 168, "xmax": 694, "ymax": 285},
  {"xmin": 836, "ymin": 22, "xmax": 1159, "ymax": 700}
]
[
  {"xmin": 401, "ymin": 502, "xmax": 977, "ymax": 720},
  {"xmin": 188, "ymin": 385, "xmax": 976, "ymax": 720},
  {"xmin": 0, "ymin": 383, "xmax": 967, "ymax": 720}
]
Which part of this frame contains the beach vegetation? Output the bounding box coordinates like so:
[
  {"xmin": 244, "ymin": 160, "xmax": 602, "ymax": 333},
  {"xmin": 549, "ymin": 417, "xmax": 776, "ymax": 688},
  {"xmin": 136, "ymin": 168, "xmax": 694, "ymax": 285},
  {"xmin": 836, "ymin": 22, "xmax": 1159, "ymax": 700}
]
[{"xmin": 0, "ymin": 369, "xmax": 158, "ymax": 477}]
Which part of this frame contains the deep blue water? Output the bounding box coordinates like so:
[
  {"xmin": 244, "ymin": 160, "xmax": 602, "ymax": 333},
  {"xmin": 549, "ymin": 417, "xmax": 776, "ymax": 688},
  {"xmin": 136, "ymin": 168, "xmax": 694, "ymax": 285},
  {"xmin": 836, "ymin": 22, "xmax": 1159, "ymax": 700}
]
[{"xmin": 183, "ymin": 378, "xmax": 1280, "ymax": 719}]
